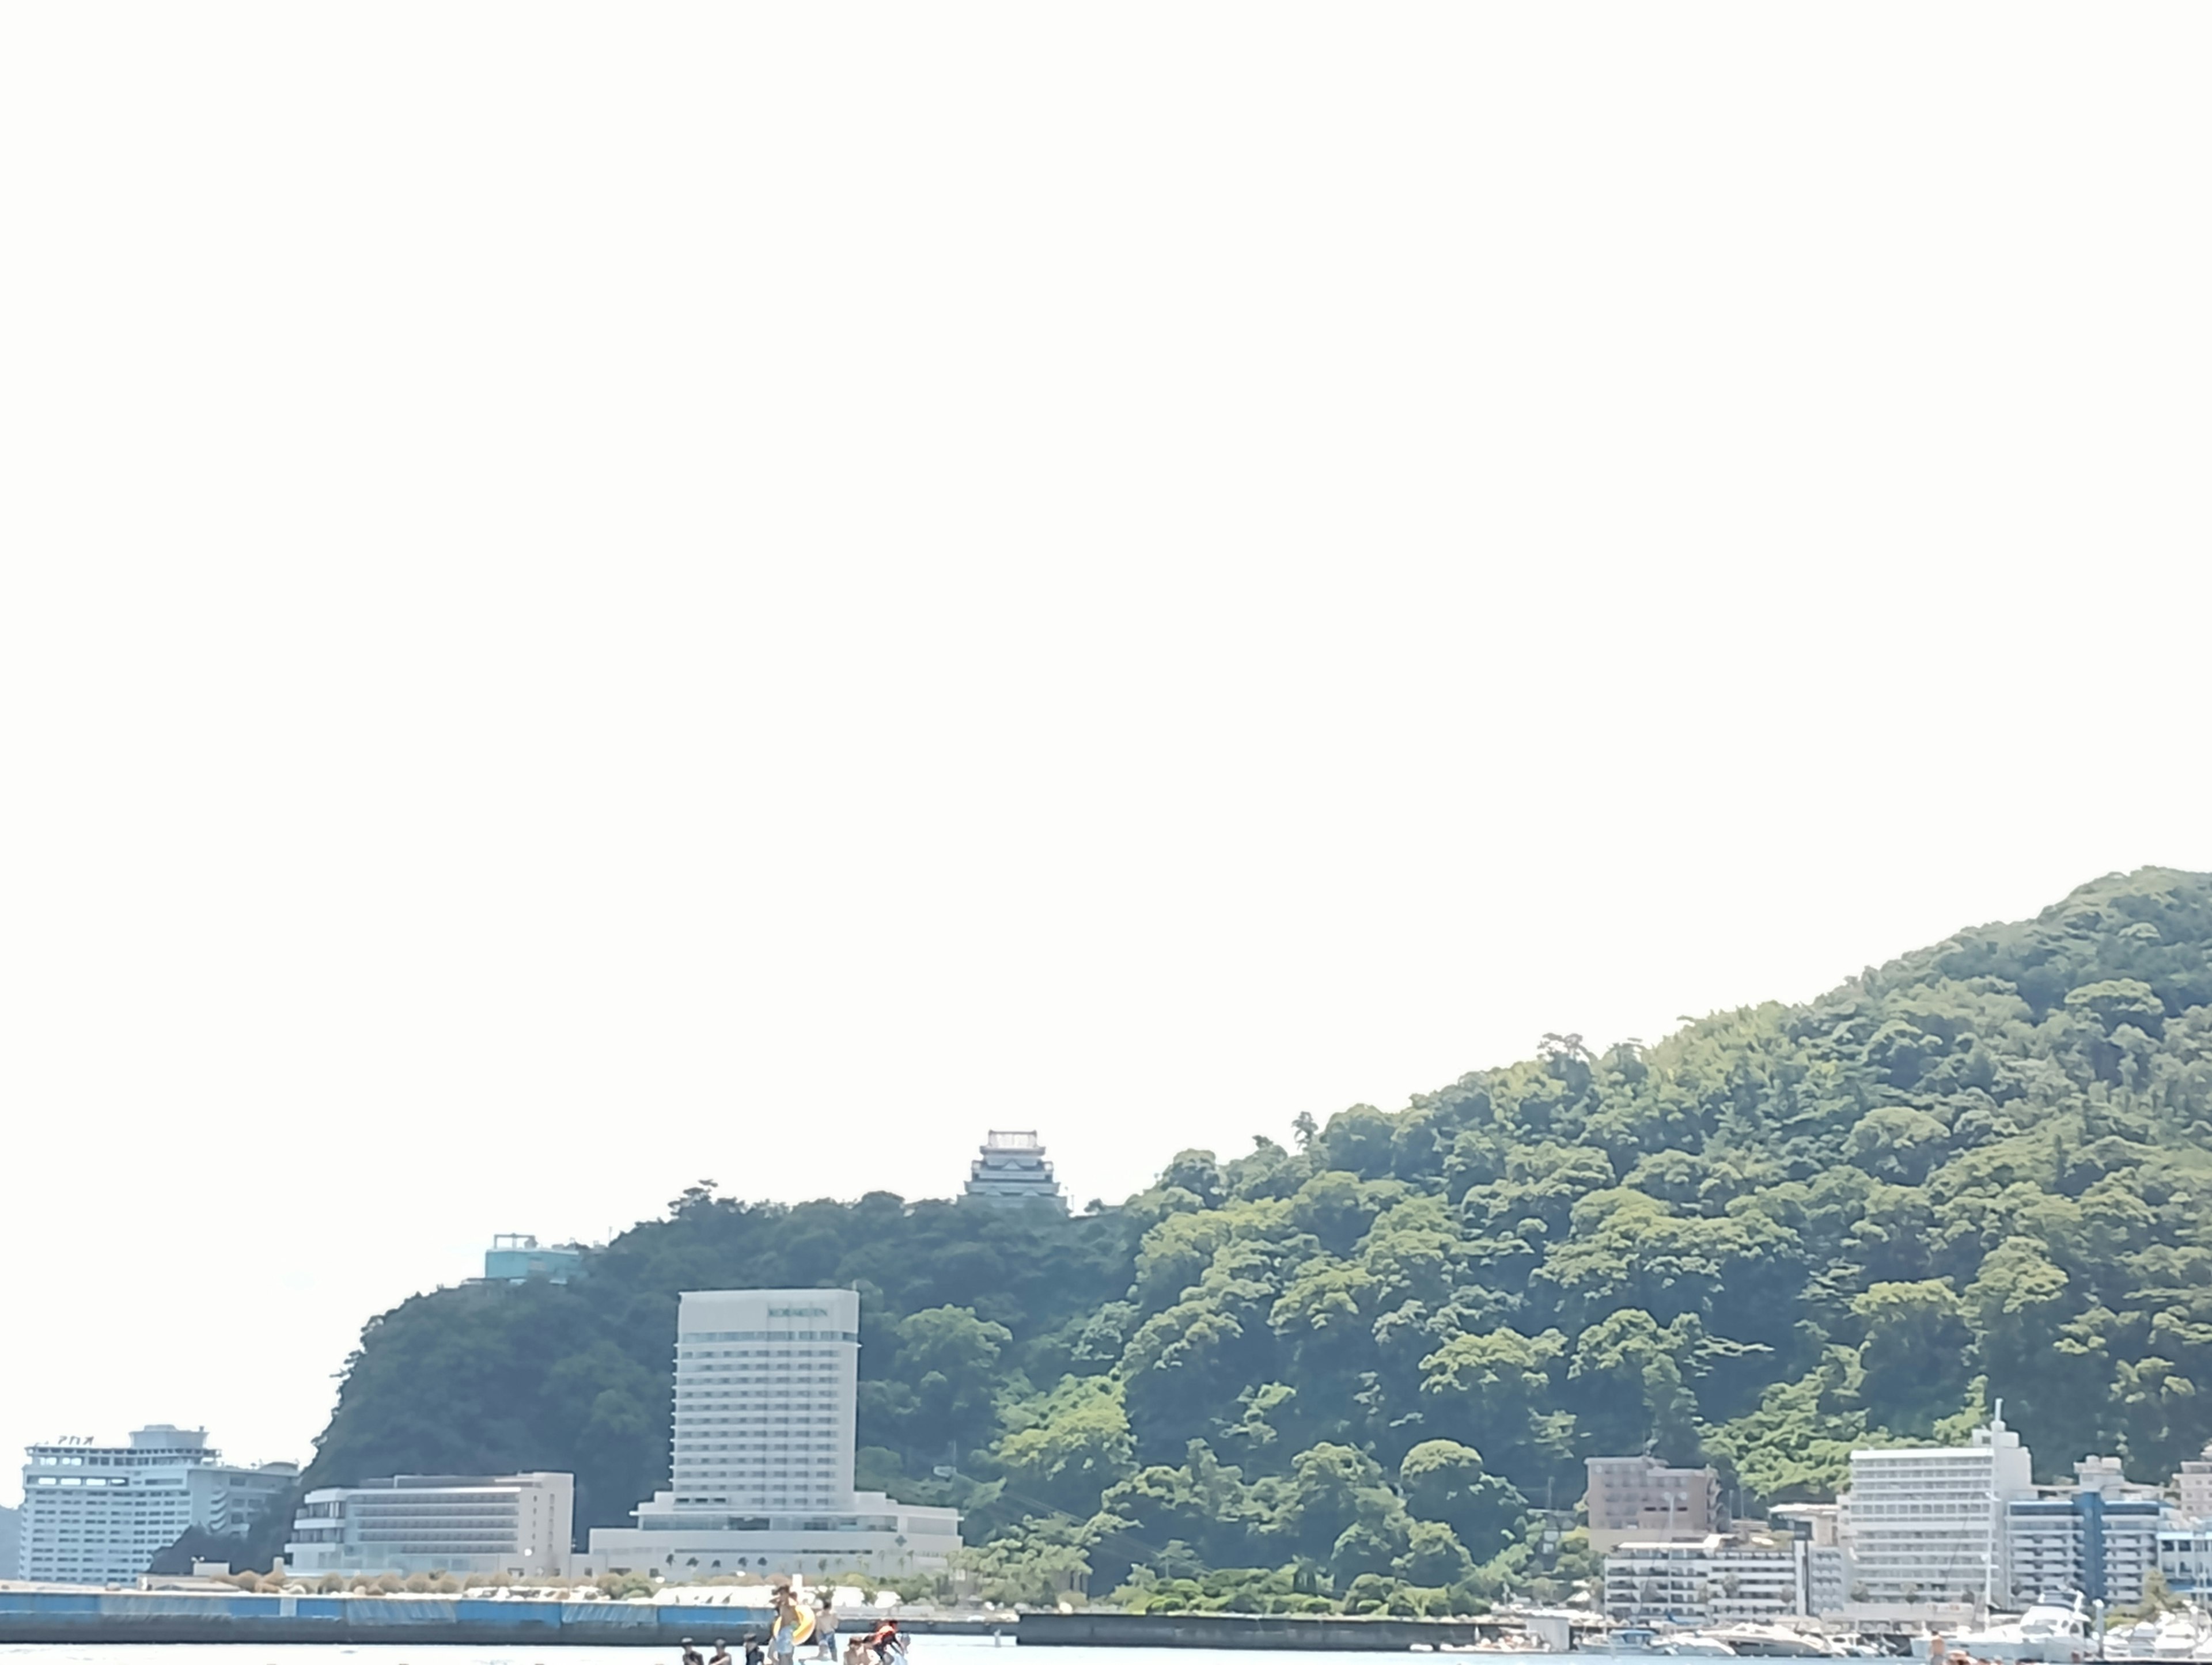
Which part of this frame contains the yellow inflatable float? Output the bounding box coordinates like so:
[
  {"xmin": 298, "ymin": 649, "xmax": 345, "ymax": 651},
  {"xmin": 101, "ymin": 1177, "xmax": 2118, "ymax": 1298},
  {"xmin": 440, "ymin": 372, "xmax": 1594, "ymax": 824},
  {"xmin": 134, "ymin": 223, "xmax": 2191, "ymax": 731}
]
[{"xmin": 777, "ymin": 1603, "xmax": 816, "ymax": 1648}]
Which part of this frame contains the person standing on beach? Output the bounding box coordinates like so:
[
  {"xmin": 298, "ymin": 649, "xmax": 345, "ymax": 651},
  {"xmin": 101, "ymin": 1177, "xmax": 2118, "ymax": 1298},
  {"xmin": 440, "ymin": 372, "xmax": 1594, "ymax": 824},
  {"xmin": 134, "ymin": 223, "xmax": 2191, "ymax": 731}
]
[{"xmin": 768, "ymin": 1585, "xmax": 801, "ymax": 1665}]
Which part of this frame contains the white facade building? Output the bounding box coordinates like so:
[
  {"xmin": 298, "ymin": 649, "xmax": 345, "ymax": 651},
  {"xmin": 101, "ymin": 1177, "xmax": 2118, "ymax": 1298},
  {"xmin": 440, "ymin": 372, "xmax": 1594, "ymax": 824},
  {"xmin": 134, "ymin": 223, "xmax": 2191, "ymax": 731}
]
[
  {"xmin": 961, "ymin": 1131, "xmax": 1067, "ymax": 1209},
  {"xmin": 1838, "ymin": 1414, "xmax": 2035, "ymax": 1614},
  {"xmin": 17, "ymin": 1426, "xmax": 297, "ymax": 1586},
  {"xmin": 0, "ymin": 1504, "xmax": 18, "ymax": 1583},
  {"xmin": 2174, "ymin": 1444, "xmax": 2212, "ymax": 1526},
  {"xmin": 285, "ymin": 1472, "xmax": 573, "ymax": 1577},
  {"xmin": 1604, "ymin": 1534, "xmax": 1802, "ymax": 1624},
  {"xmin": 579, "ymin": 1289, "xmax": 960, "ymax": 1581},
  {"xmin": 2159, "ymin": 1526, "xmax": 2212, "ymax": 1598},
  {"xmin": 1770, "ymin": 1504, "xmax": 1850, "ymax": 1617}
]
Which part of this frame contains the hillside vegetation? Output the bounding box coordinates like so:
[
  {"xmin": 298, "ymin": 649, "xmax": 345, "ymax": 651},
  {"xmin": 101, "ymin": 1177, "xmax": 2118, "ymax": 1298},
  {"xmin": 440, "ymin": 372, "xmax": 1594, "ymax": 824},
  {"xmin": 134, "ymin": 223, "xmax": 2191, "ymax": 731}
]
[{"xmin": 303, "ymin": 868, "xmax": 2212, "ymax": 1611}]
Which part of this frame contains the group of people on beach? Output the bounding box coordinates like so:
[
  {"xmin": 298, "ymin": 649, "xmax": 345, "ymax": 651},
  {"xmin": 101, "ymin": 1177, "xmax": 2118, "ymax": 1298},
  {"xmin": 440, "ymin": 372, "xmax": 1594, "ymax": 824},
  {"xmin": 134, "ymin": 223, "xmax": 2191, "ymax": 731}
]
[{"xmin": 678, "ymin": 1586, "xmax": 903, "ymax": 1665}]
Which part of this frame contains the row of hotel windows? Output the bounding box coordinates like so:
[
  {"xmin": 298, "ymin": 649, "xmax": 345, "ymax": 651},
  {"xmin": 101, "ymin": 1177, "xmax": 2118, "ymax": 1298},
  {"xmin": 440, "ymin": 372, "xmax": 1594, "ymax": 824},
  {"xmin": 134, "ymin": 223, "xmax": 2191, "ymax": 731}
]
[
  {"xmin": 679, "ymin": 1373, "xmax": 841, "ymax": 1381},
  {"xmin": 678, "ymin": 1426, "xmax": 839, "ymax": 1433},
  {"xmin": 29, "ymin": 1454, "xmax": 207, "ymax": 1467}
]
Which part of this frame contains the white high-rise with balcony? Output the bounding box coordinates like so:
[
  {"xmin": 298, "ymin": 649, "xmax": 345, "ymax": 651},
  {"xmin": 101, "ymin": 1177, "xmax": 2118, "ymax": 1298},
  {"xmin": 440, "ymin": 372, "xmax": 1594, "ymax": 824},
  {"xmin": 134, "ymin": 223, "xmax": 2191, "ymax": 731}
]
[
  {"xmin": 1840, "ymin": 1413, "xmax": 2035, "ymax": 1614},
  {"xmin": 578, "ymin": 1289, "xmax": 960, "ymax": 1580}
]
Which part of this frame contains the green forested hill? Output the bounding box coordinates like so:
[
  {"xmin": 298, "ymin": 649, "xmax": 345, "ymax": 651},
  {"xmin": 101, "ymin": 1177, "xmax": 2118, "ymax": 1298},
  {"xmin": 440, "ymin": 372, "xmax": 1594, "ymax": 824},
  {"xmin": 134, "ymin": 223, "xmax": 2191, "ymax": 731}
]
[{"xmin": 302, "ymin": 867, "xmax": 2212, "ymax": 1609}]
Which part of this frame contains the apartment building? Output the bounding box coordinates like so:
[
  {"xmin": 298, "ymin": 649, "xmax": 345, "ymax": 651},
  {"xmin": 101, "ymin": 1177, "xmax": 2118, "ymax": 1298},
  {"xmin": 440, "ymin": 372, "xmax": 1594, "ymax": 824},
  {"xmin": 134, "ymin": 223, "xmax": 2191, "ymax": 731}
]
[
  {"xmin": 1604, "ymin": 1533, "xmax": 1801, "ymax": 1624},
  {"xmin": 2006, "ymin": 1457, "xmax": 2166, "ymax": 1607},
  {"xmin": 1586, "ymin": 1455, "xmax": 1724, "ymax": 1552},
  {"xmin": 2175, "ymin": 1443, "xmax": 2212, "ymax": 1526},
  {"xmin": 1770, "ymin": 1503, "xmax": 1850, "ymax": 1617},
  {"xmin": 2160, "ymin": 1525, "xmax": 2212, "ymax": 1598},
  {"xmin": 1838, "ymin": 1414, "xmax": 2034, "ymax": 1613}
]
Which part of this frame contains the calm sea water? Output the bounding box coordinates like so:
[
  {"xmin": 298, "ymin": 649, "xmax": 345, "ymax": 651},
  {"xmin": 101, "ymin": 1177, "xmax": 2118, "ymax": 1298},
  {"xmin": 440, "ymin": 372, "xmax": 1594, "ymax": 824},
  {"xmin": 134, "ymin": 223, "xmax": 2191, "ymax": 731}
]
[{"xmin": 0, "ymin": 1641, "xmax": 1560, "ymax": 1665}]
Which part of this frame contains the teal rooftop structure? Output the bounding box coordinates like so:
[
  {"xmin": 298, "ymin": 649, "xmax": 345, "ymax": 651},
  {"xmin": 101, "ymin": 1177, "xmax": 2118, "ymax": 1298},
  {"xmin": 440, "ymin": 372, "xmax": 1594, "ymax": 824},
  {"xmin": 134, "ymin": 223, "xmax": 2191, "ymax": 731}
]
[{"xmin": 484, "ymin": 1234, "xmax": 584, "ymax": 1284}]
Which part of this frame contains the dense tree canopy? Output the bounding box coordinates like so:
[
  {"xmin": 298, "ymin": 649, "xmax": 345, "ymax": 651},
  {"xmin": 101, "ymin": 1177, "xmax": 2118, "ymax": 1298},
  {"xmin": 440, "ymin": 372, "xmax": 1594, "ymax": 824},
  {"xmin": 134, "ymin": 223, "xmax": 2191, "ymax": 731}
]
[{"xmin": 300, "ymin": 868, "xmax": 2212, "ymax": 1611}]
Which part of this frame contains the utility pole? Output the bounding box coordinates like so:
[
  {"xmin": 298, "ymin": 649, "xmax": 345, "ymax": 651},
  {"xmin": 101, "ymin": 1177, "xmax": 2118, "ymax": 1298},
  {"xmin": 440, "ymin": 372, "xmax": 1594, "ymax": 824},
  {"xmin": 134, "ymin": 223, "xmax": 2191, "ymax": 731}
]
[{"xmin": 1984, "ymin": 1399, "xmax": 2005, "ymax": 1620}]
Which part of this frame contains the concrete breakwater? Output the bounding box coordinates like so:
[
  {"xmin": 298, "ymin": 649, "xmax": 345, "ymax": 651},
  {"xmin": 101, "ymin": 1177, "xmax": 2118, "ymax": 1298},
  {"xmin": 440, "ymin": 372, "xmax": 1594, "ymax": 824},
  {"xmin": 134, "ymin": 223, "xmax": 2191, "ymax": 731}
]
[
  {"xmin": 0, "ymin": 1591, "xmax": 1554, "ymax": 1649},
  {"xmin": 1018, "ymin": 1611, "xmax": 1507, "ymax": 1650},
  {"xmin": 0, "ymin": 1590, "xmax": 1013, "ymax": 1645}
]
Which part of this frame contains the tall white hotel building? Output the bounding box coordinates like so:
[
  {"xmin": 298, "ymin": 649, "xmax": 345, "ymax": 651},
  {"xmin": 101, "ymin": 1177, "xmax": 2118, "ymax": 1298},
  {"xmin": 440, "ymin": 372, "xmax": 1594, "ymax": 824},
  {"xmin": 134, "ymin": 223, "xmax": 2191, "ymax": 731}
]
[{"xmin": 578, "ymin": 1289, "xmax": 960, "ymax": 1580}]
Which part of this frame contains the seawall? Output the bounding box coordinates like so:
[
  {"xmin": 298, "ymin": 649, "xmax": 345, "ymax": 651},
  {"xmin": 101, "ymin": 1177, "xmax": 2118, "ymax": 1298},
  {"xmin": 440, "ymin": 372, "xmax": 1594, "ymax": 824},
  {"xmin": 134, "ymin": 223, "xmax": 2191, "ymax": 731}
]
[
  {"xmin": 1017, "ymin": 1611, "xmax": 1503, "ymax": 1649},
  {"xmin": 0, "ymin": 1592, "xmax": 1552, "ymax": 1649},
  {"xmin": 0, "ymin": 1591, "xmax": 1011, "ymax": 1646}
]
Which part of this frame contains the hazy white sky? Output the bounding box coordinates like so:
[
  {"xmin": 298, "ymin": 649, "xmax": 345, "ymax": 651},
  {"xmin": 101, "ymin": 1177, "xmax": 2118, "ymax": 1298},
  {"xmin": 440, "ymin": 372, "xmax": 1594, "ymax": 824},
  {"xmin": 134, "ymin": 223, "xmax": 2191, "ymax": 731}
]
[{"xmin": 2, "ymin": 5, "xmax": 2208, "ymax": 1496}]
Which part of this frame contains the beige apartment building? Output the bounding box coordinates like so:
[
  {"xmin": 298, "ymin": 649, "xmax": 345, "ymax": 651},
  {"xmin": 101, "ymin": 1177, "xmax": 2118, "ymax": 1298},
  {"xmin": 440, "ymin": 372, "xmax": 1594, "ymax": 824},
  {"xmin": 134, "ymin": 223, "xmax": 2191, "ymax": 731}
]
[{"xmin": 1586, "ymin": 1454, "xmax": 1724, "ymax": 1552}]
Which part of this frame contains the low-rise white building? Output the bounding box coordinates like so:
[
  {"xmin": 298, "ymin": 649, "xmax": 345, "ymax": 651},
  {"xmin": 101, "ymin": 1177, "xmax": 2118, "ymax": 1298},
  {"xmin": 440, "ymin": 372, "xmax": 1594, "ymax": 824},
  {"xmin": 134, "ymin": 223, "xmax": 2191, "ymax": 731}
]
[
  {"xmin": 2159, "ymin": 1525, "xmax": 2212, "ymax": 1599},
  {"xmin": 1604, "ymin": 1534, "xmax": 1801, "ymax": 1624},
  {"xmin": 575, "ymin": 1499, "xmax": 962, "ymax": 1583},
  {"xmin": 285, "ymin": 1472, "xmax": 573, "ymax": 1578},
  {"xmin": 17, "ymin": 1426, "xmax": 297, "ymax": 1586}
]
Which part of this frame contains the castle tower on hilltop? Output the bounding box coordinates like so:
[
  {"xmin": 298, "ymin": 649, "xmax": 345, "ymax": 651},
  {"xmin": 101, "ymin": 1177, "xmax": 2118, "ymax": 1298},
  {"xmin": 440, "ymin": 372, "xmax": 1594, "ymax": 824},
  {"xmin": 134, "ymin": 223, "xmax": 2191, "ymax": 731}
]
[{"xmin": 962, "ymin": 1129, "xmax": 1068, "ymax": 1211}]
